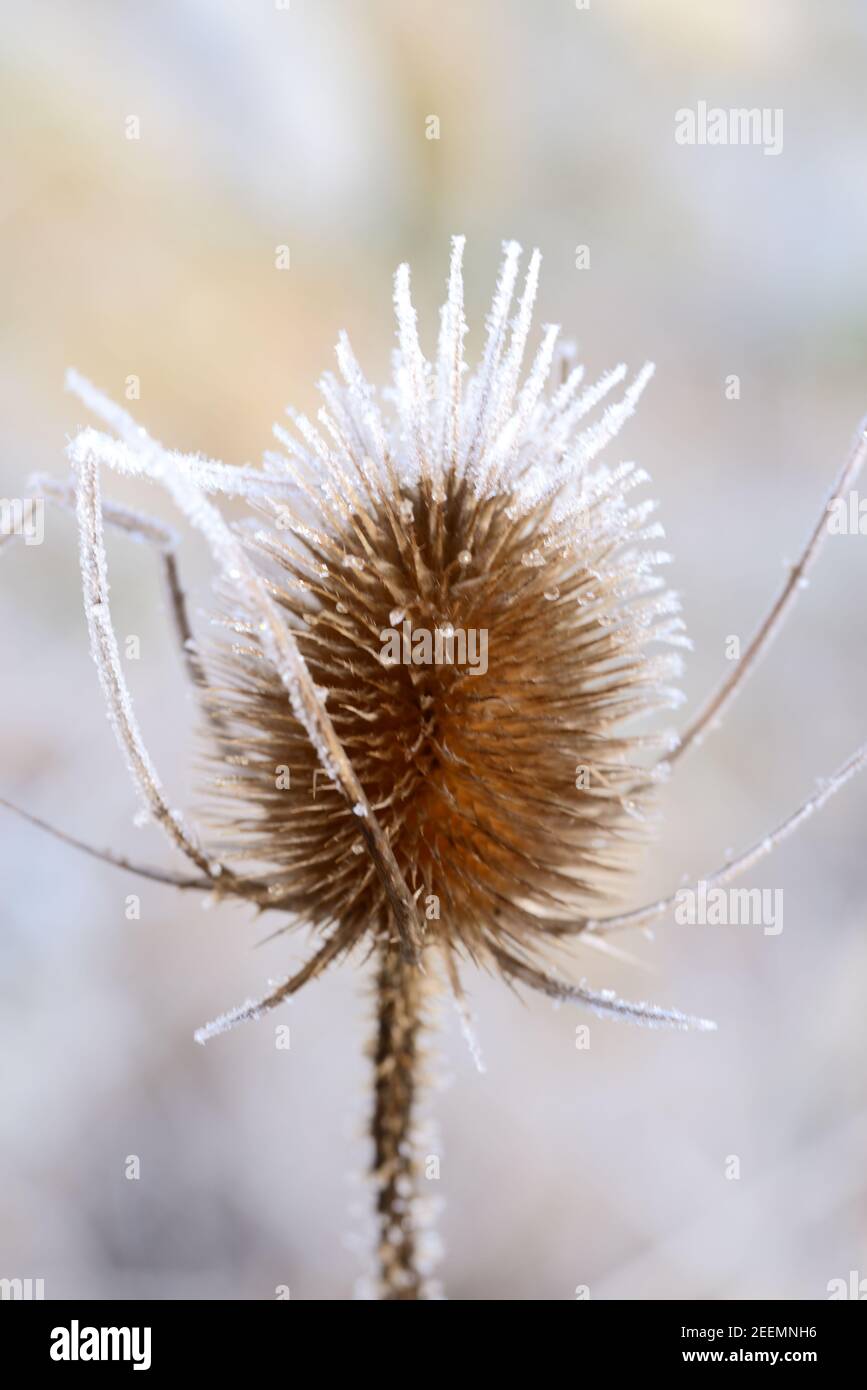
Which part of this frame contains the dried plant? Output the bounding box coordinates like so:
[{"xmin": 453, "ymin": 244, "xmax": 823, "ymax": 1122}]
[{"xmin": 5, "ymin": 239, "xmax": 867, "ymax": 1299}]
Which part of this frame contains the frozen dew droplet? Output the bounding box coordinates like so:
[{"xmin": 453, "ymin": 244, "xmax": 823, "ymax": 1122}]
[
  {"xmin": 521, "ymin": 548, "xmax": 546, "ymax": 568},
  {"xmin": 336, "ymin": 601, "xmax": 348, "ymax": 614},
  {"xmin": 351, "ymin": 840, "xmax": 364, "ymax": 855},
  {"xmin": 352, "ymin": 801, "xmax": 367, "ymax": 817},
  {"xmin": 439, "ymin": 622, "xmax": 455, "ymax": 638},
  {"xmin": 457, "ymin": 549, "xmax": 471, "ymax": 566},
  {"xmin": 208, "ymin": 861, "xmax": 223, "ymax": 877},
  {"xmin": 543, "ymin": 586, "xmax": 560, "ymax": 601},
  {"xmin": 389, "ymin": 608, "xmax": 406, "ymax": 626},
  {"xmin": 132, "ymin": 808, "xmax": 151, "ymax": 828}
]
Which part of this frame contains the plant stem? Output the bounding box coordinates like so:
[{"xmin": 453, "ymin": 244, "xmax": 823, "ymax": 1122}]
[
  {"xmin": 371, "ymin": 936, "xmax": 425, "ymax": 1300},
  {"xmin": 669, "ymin": 415, "xmax": 867, "ymax": 764}
]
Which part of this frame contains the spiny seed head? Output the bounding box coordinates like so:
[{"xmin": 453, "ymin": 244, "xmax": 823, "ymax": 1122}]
[{"xmin": 199, "ymin": 238, "xmax": 686, "ymax": 960}]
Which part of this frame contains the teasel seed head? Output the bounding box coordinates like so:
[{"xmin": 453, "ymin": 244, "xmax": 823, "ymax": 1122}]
[{"xmin": 197, "ymin": 238, "xmax": 686, "ymax": 976}]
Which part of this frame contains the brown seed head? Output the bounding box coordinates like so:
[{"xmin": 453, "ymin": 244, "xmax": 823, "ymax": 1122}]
[{"xmin": 198, "ymin": 241, "xmax": 684, "ymax": 968}]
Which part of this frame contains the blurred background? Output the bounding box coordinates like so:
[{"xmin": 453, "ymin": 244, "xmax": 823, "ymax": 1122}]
[{"xmin": 2, "ymin": 0, "xmax": 867, "ymax": 1301}]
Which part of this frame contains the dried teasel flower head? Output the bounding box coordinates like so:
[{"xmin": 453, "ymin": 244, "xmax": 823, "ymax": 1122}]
[
  {"xmin": 52, "ymin": 239, "xmax": 724, "ymax": 1301},
  {"xmin": 200, "ymin": 238, "xmax": 686, "ymax": 976},
  {"xmin": 23, "ymin": 237, "xmax": 866, "ymax": 1299}
]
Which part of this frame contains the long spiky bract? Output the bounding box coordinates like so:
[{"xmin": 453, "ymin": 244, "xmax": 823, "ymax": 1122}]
[{"xmin": 63, "ymin": 238, "xmax": 726, "ymax": 1300}]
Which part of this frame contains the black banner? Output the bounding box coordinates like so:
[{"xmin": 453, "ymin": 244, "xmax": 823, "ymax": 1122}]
[{"xmin": 1, "ymin": 1299, "xmax": 864, "ymax": 1374}]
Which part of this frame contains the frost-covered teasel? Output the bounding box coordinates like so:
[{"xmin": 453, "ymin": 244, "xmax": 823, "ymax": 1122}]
[{"xmin": 7, "ymin": 239, "xmax": 867, "ymax": 1300}]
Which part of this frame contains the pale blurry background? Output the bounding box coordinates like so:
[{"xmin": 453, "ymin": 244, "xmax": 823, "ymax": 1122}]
[{"xmin": 2, "ymin": 0, "xmax": 867, "ymax": 1301}]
